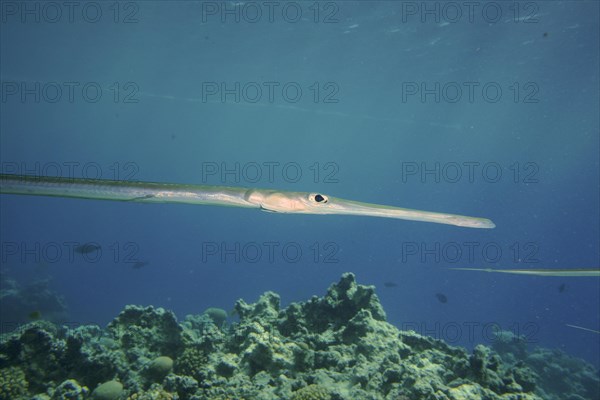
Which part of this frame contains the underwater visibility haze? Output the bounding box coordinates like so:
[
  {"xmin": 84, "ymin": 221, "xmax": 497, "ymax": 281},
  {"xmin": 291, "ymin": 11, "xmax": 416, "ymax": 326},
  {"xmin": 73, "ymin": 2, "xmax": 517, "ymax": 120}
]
[{"xmin": 0, "ymin": 1, "xmax": 599, "ymax": 399}]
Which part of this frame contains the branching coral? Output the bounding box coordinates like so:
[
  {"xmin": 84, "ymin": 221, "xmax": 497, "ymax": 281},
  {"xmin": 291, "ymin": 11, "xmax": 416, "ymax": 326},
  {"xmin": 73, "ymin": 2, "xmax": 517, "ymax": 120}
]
[{"xmin": 0, "ymin": 366, "xmax": 29, "ymax": 399}]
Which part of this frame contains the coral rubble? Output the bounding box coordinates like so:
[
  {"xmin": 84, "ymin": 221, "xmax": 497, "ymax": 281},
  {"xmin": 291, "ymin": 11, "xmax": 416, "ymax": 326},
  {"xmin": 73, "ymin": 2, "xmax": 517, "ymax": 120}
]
[{"xmin": 0, "ymin": 273, "xmax": 598, "ymax": 400}]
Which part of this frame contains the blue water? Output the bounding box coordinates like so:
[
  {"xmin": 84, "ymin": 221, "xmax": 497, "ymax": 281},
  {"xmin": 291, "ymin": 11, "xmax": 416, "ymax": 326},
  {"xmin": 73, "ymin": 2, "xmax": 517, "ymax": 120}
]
[{"xmin": 1, "ymin": 1, "xmax": 599, "ymax": 368}]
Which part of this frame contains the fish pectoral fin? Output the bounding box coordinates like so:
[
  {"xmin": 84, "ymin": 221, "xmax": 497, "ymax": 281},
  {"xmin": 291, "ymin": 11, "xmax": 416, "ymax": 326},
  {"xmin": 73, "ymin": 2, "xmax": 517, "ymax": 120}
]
[{"xmin": 259, "ymin": 205, "xmax": 279, "ymax": 213}]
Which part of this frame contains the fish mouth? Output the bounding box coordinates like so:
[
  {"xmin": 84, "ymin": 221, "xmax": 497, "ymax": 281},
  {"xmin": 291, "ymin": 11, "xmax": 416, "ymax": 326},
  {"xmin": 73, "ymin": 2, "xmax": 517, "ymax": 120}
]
[
  {"xmin": 318, "ymin": 197, "xmax": 496, "ymax": 229},
  {"xmin": 247, "ymin": 189, "xmax": 495, "ymax": 229}
]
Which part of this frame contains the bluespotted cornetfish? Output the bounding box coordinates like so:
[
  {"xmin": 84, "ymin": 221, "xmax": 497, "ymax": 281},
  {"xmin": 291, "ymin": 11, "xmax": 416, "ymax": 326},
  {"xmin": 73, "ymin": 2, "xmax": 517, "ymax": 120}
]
[
  {"xmin": 449, "ymin": 267, "xmax": 600, "ymax": 277},
  {"xmin": 566, "ymin": 324, "xmax": 600, "ymax": 334},
  {"xmin": 0, "ymin": 174, "xmax": 495, "ymax": 228}
]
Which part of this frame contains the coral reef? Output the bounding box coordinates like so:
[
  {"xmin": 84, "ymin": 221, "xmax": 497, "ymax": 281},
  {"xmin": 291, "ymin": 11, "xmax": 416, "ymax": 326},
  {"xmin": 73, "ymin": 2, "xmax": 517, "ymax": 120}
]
[
  {"xmin": 91, "ymin": 380, "xmax": 123, "ymax": 400},
  {"xmin": 0, "ymin": 273, "xmax": 598, "ymax": 400},
  {"xmin": 491, "ymin": 330, "xmax": 529, "ymax": 363},
  {"xmin": 51, "ymin": 379, "xmax": 89, "ymax": 400},
  {"xmin": 524, "ymin": 348, "xmax": 599, "ymax": 400},
  {"xmin": 147, "ymin": 356, "xmax": 174, "ymax": 381},
  {"xmin": 0, "ymin": 365, "xmax": 28, "ymax": 400},
  {"xmin": 0, "ymin": 275, "xmax": 68, "ymax": 328},
  {"xmin": 290, "ymin": 384, "xmax": 331, "ymax": 400},
  {"xmin": 126, "ymin": 384, "xmax": 174, "ymax": 400},
  {"xmin": 202, "ymin": 308, "xmax": 228, "ymax": 327}
]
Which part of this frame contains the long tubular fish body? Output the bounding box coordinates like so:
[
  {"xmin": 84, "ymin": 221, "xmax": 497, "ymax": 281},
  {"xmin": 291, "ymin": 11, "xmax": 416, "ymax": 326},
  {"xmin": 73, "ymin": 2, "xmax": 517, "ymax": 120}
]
[
  {"xmin": 0, "ymin": 174, "xmax": 495, "ymax": 228},
  {"xmin": 0, "ymin": 174, "xmax": 255, "ymax": 208},
  {"xmin": 566, "ymin": 324, "xmax": 600, "ymax": 334},
  {"xmin": 449, "ymin": 267, "xmax": 600, "ymax": 277}
]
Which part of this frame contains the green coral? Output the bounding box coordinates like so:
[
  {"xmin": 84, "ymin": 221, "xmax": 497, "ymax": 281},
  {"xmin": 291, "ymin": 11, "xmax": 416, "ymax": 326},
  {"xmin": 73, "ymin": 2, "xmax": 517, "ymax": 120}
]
[
  {"xmin": 0, "ymin": 366, "xmax": 29, "ymax": 399},
  {"xmin": 174, "ymin": 347, "xmax": 206, "ymax": 378},
  {"xmin": 238, "ymin": 320, "xmax": 294, "ymax": 375},
  {"xmin": 491, "ymin": 329, "xmax": 528, "ymax": 362},
  {"xmin": 202, "ymin": 308, "xmax": 228, "ymax": 327},
  {"xmin": 290, "ymin": 384, "xmax": 331, "ymax": 400},
  {"xmin": 127, "ymin": 384, "xmax": 174, "ymax": 400},
  {"xmin": 147, "ymin": 356, "xmax": 173, "ymax": 380},
  {"xmin": 51, "ymin": 379, "xmax": 89, "ymax": 400},
  {"xmin": 214, "ymin": 353, "xmax": 238, "ymax": 378},
  {"xmin": 278, "ymin": 272, "xmax": 386, "ymax": 337},
  {"xmin": 526, "ymin": 348, "xmax": 600, "ymax": 399},
  {"xmin": 163, "ymin": 375, "xmax": 198, "ymax": 398},
  {"xmin": 0, "ymin": 273, "xmax": 598, "ymax": 400},
  {"xmin": 92, "ymin": 380, "xmax": 123, "ymax": 400},
  {"xmin": 107, "ymin": 306, "xmax": 184, "ymax": 361}
]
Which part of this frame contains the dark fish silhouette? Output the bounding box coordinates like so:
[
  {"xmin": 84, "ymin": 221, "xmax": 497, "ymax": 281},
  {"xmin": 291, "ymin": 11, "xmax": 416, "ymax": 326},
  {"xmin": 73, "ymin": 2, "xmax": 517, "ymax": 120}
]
[
  {"xmin": 74, "ymin": 243, "xmax": 101, "ymax": 254},
  {"xmin": 131, "ymin": 261, "xmax": 149, "ymax": 270},
  {"xmin": 384, "ymin": 281, "xmax": 398, "ymax": 288},
  {"xmin": 435, "ymin": 293, "xmax": 448, "ymax": 303},
  {"xmin": 28, "ymin": 311, "xmax": 41, "ymax": 320},
  {"xmin": 558, "ymin": 283, "xmax": 566, "ymax": 293}
]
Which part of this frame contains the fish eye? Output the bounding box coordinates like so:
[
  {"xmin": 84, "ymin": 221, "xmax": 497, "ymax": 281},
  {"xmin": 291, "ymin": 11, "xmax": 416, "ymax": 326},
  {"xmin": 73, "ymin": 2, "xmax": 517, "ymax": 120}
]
[{"xmin": 310, "ymin": 193, "xmax": 328, "ymax": 204}]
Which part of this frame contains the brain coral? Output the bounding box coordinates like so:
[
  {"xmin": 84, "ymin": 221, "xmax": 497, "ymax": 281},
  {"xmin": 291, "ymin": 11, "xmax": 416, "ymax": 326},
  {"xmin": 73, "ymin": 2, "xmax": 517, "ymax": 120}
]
[
  {"xmin": 202, "ymin": 307, "xmax": 228, "ymax": 326},
  {"xmin": 92, "ymin": 380, "xmax": 123, "ymax": 400},
  {"xmin": 148, "ymin": 356, "xmax": 174, "ymax": 378}
]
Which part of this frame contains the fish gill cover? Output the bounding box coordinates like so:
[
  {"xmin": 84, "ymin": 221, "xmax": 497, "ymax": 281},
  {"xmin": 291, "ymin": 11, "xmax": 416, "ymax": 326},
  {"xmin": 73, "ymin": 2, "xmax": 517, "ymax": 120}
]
[{"xmin": 0, "ymin": 273, "xmax": 598, "ymax": 400}]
